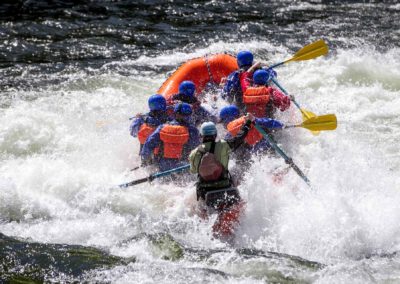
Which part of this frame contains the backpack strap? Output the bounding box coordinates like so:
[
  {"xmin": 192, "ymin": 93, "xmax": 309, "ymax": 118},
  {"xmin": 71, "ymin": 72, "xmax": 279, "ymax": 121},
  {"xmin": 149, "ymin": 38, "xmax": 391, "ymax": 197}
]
[{"xmin": 209, "ymin": 141, "xmax": 216, "ymax": 154}]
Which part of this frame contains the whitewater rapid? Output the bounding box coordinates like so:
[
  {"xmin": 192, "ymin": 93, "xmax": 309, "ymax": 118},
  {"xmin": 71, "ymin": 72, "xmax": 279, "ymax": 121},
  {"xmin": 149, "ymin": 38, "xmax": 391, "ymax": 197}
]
[{"xmin": 1, "ymin": 42, "xmax": 400, "ymax": 282}]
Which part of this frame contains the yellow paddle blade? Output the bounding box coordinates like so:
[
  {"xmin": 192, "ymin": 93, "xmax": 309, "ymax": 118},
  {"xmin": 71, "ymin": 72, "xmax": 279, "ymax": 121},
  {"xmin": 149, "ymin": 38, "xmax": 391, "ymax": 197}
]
[
  {"xmin": 300, "ymin": 108, "xmax": 317, "ymax": 120},
  {"xmin": 300, "ymin": 109, "xmax": 320, "ymax": 135},
  {"xmin": 284, "ymin": 39, "xmax": 329, "ymax": 64},
  {"xmin": 300, "ymin": 114, "xmax": 337, "ymax": 131}
]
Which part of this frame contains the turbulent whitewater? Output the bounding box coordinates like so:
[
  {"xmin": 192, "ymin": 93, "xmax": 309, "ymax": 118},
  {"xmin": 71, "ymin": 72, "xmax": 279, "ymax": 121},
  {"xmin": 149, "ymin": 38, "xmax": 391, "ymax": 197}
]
[{"xmin": 1, "ymin": 1, "xmax": 400, "ymax": 283}]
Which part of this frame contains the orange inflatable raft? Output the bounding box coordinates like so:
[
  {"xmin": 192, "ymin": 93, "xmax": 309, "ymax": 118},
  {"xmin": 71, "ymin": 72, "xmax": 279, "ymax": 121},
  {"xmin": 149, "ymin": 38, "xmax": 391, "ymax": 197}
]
[{"xmin": 157, "ymin": 54, "xmax": 238, "ymax": 101}]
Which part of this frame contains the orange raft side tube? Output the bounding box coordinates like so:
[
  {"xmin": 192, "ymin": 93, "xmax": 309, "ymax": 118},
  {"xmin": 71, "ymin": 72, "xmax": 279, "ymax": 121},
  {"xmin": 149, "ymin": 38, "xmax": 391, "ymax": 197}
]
[{"xmin": 157, "ymin": 54, "xmax": 238, "ymax": 101}]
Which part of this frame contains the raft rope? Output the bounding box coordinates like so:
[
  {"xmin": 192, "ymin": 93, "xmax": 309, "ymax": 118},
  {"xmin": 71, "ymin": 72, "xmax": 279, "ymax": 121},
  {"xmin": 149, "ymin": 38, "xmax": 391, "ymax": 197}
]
[{"xmin": 204, "ymin": 54, "xmax": 215, "ymax": 84}]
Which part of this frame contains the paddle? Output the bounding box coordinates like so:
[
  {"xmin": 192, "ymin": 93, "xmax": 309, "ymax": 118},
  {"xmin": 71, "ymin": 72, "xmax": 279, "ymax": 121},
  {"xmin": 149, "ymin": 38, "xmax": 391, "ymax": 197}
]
[
  {"xmin": 271, "ymin": 77, "xmax": 321, "ymax": 135},
  {"xmin": 285, "ymin": 114, "xmax": 337, "ymax": 131},
  {"xmin": 119, "ymin": 164, "xmax": 190, "ymax": 188},
  {"xmin": 264, "ymin": 40, "xmax": 329, "ymax": 134},
  {"xmin": 254, "ymin": 124, "xmax": 311, "ymax": 187},
  {"xmin": 269, "ymin": 39, "xmax": 329, "ymax": 69}
]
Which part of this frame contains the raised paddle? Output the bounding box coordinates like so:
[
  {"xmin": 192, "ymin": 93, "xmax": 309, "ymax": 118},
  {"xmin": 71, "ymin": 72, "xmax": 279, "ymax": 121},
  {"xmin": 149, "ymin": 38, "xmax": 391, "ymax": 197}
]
[
  {"xmin": 119, "ymin": 164, "xmax": 190, "ymax": 188},
  {"xmin": 269, "ymin": 39, "xmax": 329, "ymax": 69},
  {"xmin": 284, "ymin": 114, "xmax": 337, "ymax": 132},
  {"xmin": 254, "ymin": 124, "xmax": 311, "ymax": 187}
]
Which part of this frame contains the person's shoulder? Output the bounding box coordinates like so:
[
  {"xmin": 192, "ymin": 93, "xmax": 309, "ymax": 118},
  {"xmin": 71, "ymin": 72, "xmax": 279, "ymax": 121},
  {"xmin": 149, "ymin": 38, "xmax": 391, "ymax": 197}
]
[
  {"xmin": 153, "ymin": 124, "xmax": 164, "ymax": 133},
  {"xmin": 189, "ymin": 124, "xmax": 199, "ymax": 132}
]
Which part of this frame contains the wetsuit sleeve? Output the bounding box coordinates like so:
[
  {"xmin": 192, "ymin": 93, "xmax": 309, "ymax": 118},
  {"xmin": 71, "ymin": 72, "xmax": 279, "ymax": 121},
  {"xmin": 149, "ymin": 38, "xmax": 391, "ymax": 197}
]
[
  {"xmin": 270, "ymin": 87, "xmax": 290, "ymax": 111},
  {"xmin": 130, "ymin": 116, "xmax": 144, "ymax": 137},
  {"xmin": 240, "ymin": 71, "xmax": 252, "ymax": 94},
  {"xmin": 222, "ymin": 71, "xmax": 238, "ymax": 102},
  {"xmin": 255, "ymin": 117, "xmax": 284, "ymax": 129},
  {"xmin": 226, "ymin": 119, "xmax": 252, "ymax": 151},
  {"xmin": 140, "ymin": 125, "xmax": 162, "ymax": 159}
]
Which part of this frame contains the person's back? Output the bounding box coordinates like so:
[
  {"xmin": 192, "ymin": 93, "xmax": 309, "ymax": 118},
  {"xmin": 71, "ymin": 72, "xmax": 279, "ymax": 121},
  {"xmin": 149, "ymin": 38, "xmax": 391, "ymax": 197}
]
[
  {"xmin": 190, "ymin": 139, "xmax": 231, "ymax": 197},
  {"xmin": 241, "ymin": 69, "xmax": 290, "ymax": 118},
  {"xmin": 189, "ymin": 118, "xmax": 254, "ymax": 240},
  {"xmin": 130, "ymin": 94, "xmax": 169, "ymax": 159},
  {"xmin": 220, "ymin": 105, "xmax": 284, "ymax": 168},
  {"xmin": 222, "ymin": 50, "xmax": 261, "ymax": 111},
  {"xmin": 142, "ymin": 103, "xmax": 199, "ymax": 172}
]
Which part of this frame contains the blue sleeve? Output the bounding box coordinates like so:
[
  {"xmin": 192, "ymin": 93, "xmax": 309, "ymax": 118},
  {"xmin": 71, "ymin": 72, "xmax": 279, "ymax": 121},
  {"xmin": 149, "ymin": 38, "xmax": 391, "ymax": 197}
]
[
  {"xmin": 255, "ymin": 118, "xmax": 284, "ymax": 129},
  {"xmin": 222, "ymin": 71, "xmax": 239, "ymax": 101},
  {"xmin": 141, "ymin": 125, "xmax": 162, "ymax": 159},
  {"xmin": 130, "ymin": 117, "xmax": 144, "ymax": 137}
]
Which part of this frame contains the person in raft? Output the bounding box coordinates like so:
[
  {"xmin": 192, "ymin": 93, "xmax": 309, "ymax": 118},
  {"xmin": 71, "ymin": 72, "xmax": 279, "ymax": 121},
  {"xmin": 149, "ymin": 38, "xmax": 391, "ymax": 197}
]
[
  {"xmin": 188, "ymin": 114, "xmax": 254, "ymax": 238},
  {"xmin": 241, "ymin": 69, "xmax": 290, "ymax": 119},
  {"xmin": 222, "ymin": 50, "xmax": 263, "ymax": 110},
  {"xmin": 130, "ymin": 94, "xmax": 170, "ymax": 163},
  {"xmin": 141, "ymin": 102, "xmax": 200, "ymax": 172},
  {"xmin": 219, "ymin": 105, "xmax": 284, "ymax": 164},
  {"xmin": 170, "ymin": 80, "xmax": 217, "ymax": 126}
]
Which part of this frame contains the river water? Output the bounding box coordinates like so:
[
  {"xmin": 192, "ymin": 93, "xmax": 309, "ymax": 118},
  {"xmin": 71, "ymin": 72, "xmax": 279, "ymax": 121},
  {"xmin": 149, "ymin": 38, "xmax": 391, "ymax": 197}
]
[{"xmin": 1, "ymin": 1, "xmax": 400, "ymax": 282}]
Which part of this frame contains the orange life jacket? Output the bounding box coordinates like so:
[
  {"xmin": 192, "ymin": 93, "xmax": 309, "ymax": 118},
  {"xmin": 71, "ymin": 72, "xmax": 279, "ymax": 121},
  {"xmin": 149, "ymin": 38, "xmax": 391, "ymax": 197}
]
[
  {"xmin": 227, "ymin": 116, "xmax": 262, "ymax": 146},
  {"xmin": 138, "ymin": 123, "xmax": 160, "ymax": 155},
  {"xmin": 243, "ymin": 86, "xmax": 271, "ymax": 117},
  {"xmin": 160, "ymin": 125, "xmax": 190, "ymax": 159},
  {"xmin": 138, "ymin": 123, "xmax": 155, "ymax": 144}
]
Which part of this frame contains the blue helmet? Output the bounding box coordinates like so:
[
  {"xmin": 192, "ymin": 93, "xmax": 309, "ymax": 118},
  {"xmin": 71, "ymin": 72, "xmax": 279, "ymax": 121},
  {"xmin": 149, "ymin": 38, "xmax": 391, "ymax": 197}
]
[
  {"xmin": 200, "ymin": 122, "xmax": 217, "ymax": 136},
  {"xmin": 219, "ymin": 105, "xmax": 240, "ymax": 123},
  {"xmin": 237, "ymin": 51, "xmax": 253, "ymax": 68},
  {"xmin": 174, "ymin": 102, "xmax": 192, "ymax": 116},
  {"xmin": 253, "ymin": 69, "xmax": 269, "ymax": 85},
  {"xmin": 178, "ymin": 81, "xmax": 196, "ymax": 97},
  {"xmin": 148, "ymin": 94, "xmax": 167, "ymax": 111}
]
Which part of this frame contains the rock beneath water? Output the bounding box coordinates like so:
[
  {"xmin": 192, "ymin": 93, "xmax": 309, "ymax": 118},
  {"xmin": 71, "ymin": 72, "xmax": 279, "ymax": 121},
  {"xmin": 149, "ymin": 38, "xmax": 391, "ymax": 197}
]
[{"xmin": 0, "ymin": 233, "xmax": 135, "ymax": 282}]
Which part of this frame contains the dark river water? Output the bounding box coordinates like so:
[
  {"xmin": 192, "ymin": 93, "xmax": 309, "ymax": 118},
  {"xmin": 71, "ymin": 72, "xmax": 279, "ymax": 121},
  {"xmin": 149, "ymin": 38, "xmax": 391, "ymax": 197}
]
[{"xmin": 1, "ymin": 0, "xmax": 399, "ymax": 91}]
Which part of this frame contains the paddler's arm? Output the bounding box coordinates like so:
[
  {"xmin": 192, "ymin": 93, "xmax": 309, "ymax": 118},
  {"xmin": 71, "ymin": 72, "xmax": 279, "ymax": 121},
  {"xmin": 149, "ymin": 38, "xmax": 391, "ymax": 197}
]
[
  {"xmin": 129, "ymin": 115, "xmax": 144, "ymax": 137},
  {"xmin": 226, "ymin": 113, "xmax": 255, "ymax": 151},
  {"xmin": 255, "ymin": 117, "xmax": 284, "ymax": 129},
  {"xmin": 270, "ymin": 87, "xmax": 290, "ymax": 111}
]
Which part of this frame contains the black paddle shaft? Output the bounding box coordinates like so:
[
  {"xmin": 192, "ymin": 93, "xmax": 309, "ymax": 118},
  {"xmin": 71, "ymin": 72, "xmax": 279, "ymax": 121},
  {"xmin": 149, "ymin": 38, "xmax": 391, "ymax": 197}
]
[{"xmin": 119, "ymin": 176, "xmax": 154, "ymax": 188}]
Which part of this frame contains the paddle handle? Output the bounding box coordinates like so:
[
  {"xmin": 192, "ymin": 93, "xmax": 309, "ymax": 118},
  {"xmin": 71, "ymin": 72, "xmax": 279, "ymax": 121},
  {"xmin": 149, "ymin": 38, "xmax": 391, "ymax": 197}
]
[
  {"xmin": 271, "ymin": 78, "xmax": 314, "ymax": 120},
  {"xmin": 152, "ymin": 164, "xmax": 190, "ymax": 179},
  {"xmin": 254, "ymin": 124, "xmax": 311, "ymax": 186},
  {"xmin": 283, "ymin": 125, "xmax": 299, "ymax": 129},
  {"xmin": 269, "ymin": 62, "xmax": 284, "ymax": 69},
  {"xmin": 271, "ymin": 78, "xmax": 300, "ymax": 108},
  {"xmin": 119, "ymin": 164, "xmax": 190, "ymax": 188},
  {"xmin": 119, "ymin": 176, "xmax": 150, "ymax": 188}
]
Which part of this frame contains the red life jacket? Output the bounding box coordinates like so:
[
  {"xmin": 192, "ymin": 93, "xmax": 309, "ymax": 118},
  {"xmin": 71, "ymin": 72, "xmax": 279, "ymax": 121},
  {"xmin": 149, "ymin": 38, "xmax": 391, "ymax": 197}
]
[
  {"xmin": 159, "ymin": 125, "xmax": 189, "ymax": 159},
  {"xmin": 227, "ymin": 116, "xmax": 262, "ymax": 146},
  {"xmin": 243, "ymin": 86, "xmax": 271, "ymax": 117}
]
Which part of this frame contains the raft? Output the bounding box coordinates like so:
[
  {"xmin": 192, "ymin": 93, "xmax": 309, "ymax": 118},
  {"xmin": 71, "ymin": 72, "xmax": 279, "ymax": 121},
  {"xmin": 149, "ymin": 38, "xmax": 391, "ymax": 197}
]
[{"xmin": 157, "ymin": 54, "xmax": 238, "ymax": 101}]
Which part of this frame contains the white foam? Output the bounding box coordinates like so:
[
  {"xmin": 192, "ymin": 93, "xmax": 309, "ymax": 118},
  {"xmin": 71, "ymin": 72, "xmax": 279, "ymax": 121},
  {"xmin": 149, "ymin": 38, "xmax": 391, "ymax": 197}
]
[{"xmin": 1, "ymin": 44, "xmax": 400, "ymax": 282}]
